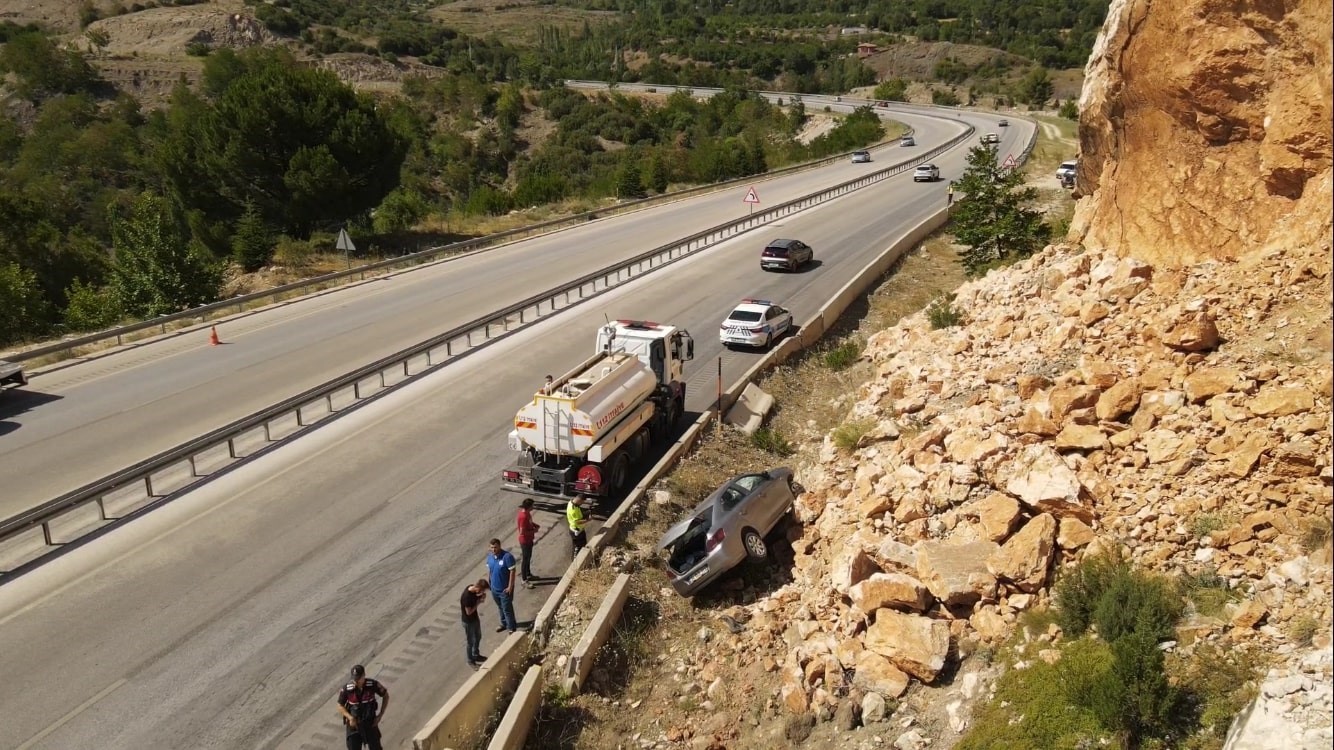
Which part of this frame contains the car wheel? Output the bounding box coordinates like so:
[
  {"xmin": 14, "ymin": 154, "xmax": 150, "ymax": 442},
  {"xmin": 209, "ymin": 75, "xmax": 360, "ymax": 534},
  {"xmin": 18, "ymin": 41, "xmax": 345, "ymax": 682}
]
[
  {"xmin": 763, "ymin": 332, "xmax": 772, "ymax": 350},
  {"xmin": 742, "ymin": 528, "xmax": 768, "ymax": 561}
]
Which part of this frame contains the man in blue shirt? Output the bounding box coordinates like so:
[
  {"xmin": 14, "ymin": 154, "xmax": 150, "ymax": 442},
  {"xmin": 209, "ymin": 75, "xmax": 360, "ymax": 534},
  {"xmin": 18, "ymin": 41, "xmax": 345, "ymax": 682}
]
[{"xmin": 485, "ymin": 538, "xmax": 518, "ymax": 633}]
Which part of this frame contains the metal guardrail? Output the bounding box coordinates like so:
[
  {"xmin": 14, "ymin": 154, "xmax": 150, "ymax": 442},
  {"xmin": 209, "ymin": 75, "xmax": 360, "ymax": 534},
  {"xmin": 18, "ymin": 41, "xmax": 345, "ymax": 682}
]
[
  {"xmin": 1, "ymin": 97, "xmax": 933, "ymax": 367},
  {"xmin": 0, "ymin": 120, "xmax": 976, "ymax": 576}
]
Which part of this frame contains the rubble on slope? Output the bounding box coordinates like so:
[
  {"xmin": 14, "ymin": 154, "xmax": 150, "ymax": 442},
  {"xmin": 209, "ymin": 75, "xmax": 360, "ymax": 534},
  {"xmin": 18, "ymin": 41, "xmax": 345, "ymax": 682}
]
[{"xmin": 686, "ymin": 238, "xmax": 1331, "ymax": 747}]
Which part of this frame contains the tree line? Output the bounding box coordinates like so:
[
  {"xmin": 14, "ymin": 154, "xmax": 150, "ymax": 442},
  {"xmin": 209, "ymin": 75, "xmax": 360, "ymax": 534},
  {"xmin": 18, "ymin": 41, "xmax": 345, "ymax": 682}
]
[{"xmin": 0, "ymin": 30, "xmax": 886, "ymax": 347}]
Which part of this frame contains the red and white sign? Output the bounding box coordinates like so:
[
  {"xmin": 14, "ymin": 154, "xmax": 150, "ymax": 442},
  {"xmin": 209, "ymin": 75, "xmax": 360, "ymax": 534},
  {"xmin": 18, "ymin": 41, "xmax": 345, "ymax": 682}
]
[
  {"xmin": 1002, "ymin": 154, "xmax": 1018, "ymax": 169},
  {"xmin": 743, "ymin": 186, "xmax": 761, "ymax": 204}
]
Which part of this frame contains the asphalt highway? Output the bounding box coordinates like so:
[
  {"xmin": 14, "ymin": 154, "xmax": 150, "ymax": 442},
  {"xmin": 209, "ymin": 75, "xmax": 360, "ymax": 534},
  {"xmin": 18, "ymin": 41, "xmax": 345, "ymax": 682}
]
[
  {"xmin": 0, "ymin": 105, "xmax": 998, "ymax": 515},
  {"xmin": 0, "ymin": 109, "xmax": 1033, "ymax": 749}
]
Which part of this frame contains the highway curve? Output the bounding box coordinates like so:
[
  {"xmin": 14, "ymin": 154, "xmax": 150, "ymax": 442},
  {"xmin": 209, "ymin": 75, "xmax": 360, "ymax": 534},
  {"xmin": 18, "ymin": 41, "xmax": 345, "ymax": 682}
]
[
  {"xmin": 0, "ymin": 106, "xmax": 976, "ymax": 514},
  {"xmin": 0, "ymin": 111, "xmax": 1034, "ymax": 750}
]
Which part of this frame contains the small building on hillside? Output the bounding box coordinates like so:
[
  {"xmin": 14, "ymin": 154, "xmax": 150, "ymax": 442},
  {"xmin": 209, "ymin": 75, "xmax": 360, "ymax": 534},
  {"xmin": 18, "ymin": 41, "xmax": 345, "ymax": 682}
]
[{"xmin": 857, "ymin": 42, "xmax": 878, "ymax": 58}]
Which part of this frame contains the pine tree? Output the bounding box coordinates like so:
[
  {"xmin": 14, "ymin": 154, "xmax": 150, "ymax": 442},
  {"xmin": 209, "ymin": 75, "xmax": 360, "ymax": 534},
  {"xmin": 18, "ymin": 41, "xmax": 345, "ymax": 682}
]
[
  {"xmin": 951, "ymin": 145, "xmax": 1051, "ymax": 276},
  {"xmin": 643, "ymin": 152, "xmax": 670, "ymax": 194},
  {"xmin": 616, "ymin": 160, "xmax": 646, "ymax": 199},
  {"xmin": 231, "ymin": 200, "xmax": 272, "ymax": 272}
]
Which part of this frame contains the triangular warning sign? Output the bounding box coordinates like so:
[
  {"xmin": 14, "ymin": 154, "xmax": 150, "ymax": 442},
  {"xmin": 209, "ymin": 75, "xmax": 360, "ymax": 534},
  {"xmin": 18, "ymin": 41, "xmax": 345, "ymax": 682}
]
[
  {"xmin": 1002, "ymin": 154, "xmax": 1017, "ymax": 169},
  {"xmin": 743, "ymin": 186, "xmax": 760, "ymax": 204}
]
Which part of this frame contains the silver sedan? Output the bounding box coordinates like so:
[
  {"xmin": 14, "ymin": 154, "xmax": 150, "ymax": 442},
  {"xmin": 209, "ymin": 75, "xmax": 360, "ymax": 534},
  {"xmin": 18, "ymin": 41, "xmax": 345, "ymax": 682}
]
[{"xmin": 657, "ymin": 468, "xmax": 798, "ymax": 597}]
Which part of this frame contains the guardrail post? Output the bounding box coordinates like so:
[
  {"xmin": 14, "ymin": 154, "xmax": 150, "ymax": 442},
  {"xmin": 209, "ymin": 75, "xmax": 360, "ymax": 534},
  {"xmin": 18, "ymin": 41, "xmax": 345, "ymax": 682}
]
[
  {"xmin": 228, "ymin": 437, "xmax": 237, "ymax": 459},
  {"xmin": 327, "ymin": 393, "xmax": 335, "ymax": 412},
  {"xmin": 42, "ymin": 521, "xmax": 53, "ymax": 546},
  {"xmin": 353, "ymin": 381, "xmax": 361, "ymax": 399},
  {"xmin": 145, "ymin": 474, "xmax": 155, "ymax": 497},
  {"xmin": 97, "ymin": 497, "xmax": 109, "ymax": 520},
  {"xmin": 295, "ymin": 406, "xmax": 304, "ymax": 427},
  {"xmin": 264, "ymin": 422, "xmax": 272, "ymax": 441},
  {"xmin": 402, "ymin": 360, "xmax": 409, "ymax": 377},
  {"xmin": 188, "ymin": 455, "xmax": 199, "ymax": 478}
]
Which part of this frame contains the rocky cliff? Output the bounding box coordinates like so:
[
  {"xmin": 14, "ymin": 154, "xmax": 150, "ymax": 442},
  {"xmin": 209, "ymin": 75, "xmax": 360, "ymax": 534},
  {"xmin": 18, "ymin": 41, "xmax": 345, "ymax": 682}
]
[{"xmin": 1070, "ymin": 0, "xmax": 1333, "ymax": 267}]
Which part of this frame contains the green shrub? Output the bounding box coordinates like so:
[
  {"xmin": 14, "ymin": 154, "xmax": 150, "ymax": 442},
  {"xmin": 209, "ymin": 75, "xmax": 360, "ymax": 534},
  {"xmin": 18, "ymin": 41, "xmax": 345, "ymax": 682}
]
[
  {"xmin": 62, "ymin": 278, "xmax": 123, "ymax": 332},
  {"xmin": 1055, "ymin": 551, "xmax": 1130, "ymax": 637},
  {"xmin": 1059, "ymin": 99, "xmax": 1079, "ymax": 120},
  {"xmin": 272, "ymin": 235, "xmax": 314, "ymax": 270},
  {"xmin": 1092, "ymin": 569, "xmax": 1182, "ymax": 643},
  {"xmin": 1182, "ymin": 567, "xmax": 1234, "ymax": 618},
  {"xmin": 1171, "ymin": 642, "xmax": 1265, "ymax": 742},
  {"xmin": 1288, "ymin": 614, "xmax": 1320, "ymax": 647},
  {"xmin": 185, "ymin": 42, "xmax": 211, "ymax": 57},
  {"xmin": 831, "ymin": 419, "xmax": 872, "ymax": 452},
  {"xmin": 926, "ymin": 291, "xmax": 963, "ymax": 329},
  {"xmin": 958, "ymin": 639, "xmax": 1111, "ymax": 750},
  {"xmin": 822, "ymin": 339, "xmax": 862, "ymax": 371},
  {"xmin": 1190, "ymin": 514, "xmax": 1224, "ymax": 539},
  {"xmin": 931, "ymin": 88, "xmax": 961, "ymax": 106},
  {"xmin": 750, "ymin": 427, "xmax": 794, "ymax": 457}
]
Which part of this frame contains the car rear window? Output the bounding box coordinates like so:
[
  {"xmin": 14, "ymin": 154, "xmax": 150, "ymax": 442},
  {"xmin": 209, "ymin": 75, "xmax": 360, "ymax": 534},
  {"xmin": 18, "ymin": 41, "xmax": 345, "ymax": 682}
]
[
  {"xmin": 728, "ymin": 310, "xmax": 763, "ymax": 323},
  {"xmin": 763, "ymin": 246, "xmax": 790, "ymax": 256}
]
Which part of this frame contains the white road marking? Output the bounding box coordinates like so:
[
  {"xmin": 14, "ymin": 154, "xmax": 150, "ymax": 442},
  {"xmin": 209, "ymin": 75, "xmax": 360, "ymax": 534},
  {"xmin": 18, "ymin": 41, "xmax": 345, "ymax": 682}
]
[{"xmin": 18, "ymin": 677, "xmax": 127, "ymax": 750}]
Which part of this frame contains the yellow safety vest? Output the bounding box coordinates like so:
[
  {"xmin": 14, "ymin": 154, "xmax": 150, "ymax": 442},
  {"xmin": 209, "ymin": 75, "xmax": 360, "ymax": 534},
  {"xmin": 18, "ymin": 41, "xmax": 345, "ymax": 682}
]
[{"xmin": 566, "ymin": 501, "xmax": 586, "ymax": 531}]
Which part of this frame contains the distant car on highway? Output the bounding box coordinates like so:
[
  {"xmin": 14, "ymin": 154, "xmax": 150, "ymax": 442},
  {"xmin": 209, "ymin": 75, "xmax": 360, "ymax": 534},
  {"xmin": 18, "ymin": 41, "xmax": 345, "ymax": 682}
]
[
  {"xmin": 760, "ymin": 238, "xmax": 814, "ymax": 272},
  {"xmin": 998, "ymin": 119, "xmax": 1009, "ymax": 127},
  {"xmin": 851, "ymin": 150, "xmax": 872, "ymax": 163},
  {"xmin": 900, "ymin": 135, "xmax": 916, "ymax": 147},
  {"xmin": 0, "ymin": 360, "xmax": 26, "ymax": 390},
  {"xmin": 657, "ymin": 468, "xmax": 799, "ymax": 597},
  {"xmin": 982, "ymin": 133, "xmax": 1000, "ymax": 144},
  {"xmin": 913, "ymin": 163, "xmax": 941, "ymax": 182},
  {"xmin": 720, "ymin": 299, "xmax": 792, "ymax": 350},
  {"xmin": 1056, "ymin": 160, "xmax": 1078, "ymax": 181}
]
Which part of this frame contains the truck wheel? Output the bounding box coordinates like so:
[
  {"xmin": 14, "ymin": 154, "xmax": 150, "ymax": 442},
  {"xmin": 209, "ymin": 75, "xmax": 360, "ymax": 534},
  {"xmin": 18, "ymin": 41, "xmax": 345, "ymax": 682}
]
[
  {"xmin": 742, "ymin": 528, "xmax": 768, "ymax": 561},
  {"xmin": 609, "ymin": 453, "xmax": 630, "ymax": 493}
]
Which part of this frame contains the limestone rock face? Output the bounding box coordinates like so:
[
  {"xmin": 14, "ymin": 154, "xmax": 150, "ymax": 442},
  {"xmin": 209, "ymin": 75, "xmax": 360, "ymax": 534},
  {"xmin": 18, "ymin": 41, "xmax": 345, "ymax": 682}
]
[{"xmin": 1071, "ymin": 0, "xmax": 1333, "ymax": 268}]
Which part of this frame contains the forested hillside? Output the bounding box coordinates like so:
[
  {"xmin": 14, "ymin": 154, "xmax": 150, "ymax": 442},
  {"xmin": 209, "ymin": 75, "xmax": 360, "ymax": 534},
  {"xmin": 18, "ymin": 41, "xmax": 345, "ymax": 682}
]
[{"xmin": 0, "ymin": 0, "xmax": 1106, "ymax": 348}]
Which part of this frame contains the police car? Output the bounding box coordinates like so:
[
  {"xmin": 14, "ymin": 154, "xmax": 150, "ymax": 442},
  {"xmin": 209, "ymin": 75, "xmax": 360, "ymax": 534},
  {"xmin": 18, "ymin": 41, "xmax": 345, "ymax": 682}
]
[{"xmin": 719, "ymin": 299, "xmax": 792, "ymax": 350}]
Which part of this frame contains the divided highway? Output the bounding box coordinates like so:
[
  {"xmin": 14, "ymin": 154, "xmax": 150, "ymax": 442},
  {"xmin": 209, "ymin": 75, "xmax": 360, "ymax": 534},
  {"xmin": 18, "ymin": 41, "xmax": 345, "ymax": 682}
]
[
  {"xmin": 0, "ymin": 110, "xmax": 1034, "ymax": 750},
  {"xmin": 0, "ymin": 105, "xmax": 981, "ymax": 515}
]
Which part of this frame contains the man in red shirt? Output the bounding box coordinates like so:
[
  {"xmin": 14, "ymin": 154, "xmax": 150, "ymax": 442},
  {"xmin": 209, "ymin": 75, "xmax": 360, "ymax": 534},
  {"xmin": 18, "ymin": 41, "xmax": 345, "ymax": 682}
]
[{"xmin": 517, "ymin": 498, "xmax": 540, "ymax": 588}]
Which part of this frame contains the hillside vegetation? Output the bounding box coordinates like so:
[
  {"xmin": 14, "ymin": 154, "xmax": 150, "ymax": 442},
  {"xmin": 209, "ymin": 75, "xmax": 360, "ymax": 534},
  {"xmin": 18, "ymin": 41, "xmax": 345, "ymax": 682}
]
[{"xmin": 0, "ymin": 0, "xmax": 1106, "ymax": 348}]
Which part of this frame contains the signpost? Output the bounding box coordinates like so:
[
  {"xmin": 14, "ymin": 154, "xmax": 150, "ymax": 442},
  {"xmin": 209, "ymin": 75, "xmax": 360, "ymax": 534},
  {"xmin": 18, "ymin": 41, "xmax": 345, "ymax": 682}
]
[
  {"xmin": 743, "ymin": 186, "xmax": 760, "ymax": 215},
  {"xmin": 336, "ymin": 227, "xmax": 356, "ymax": 270},
  {"xmin": 1002, "ymin": 154, "xmax": 1018, "ymax": 170}
]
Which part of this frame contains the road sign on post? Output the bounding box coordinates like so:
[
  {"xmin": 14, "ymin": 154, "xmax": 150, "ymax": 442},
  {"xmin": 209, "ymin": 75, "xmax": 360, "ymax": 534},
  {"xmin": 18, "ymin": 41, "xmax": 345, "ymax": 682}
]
[
  {"xmin": 743, "ymin": 186, "xmax": 760, "ymax": 215},
  {"xmin": 336, "ymin": 227, "xmax": 356, "ymax": 269},
  {"xmin": 1002, "ymin": 154, "xmax": 1017, "ymax": 170}
]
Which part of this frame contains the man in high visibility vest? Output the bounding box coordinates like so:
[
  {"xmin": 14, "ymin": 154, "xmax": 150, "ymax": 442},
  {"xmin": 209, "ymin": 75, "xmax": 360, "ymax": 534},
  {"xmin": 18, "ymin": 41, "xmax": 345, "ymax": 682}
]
[
  {"xmin": 566, "ymin": 495, "xmax": 588, "ymax": 554},
  {"xmin": 947, "ymin": 181, "xmax": 955, "ymax": 206}
]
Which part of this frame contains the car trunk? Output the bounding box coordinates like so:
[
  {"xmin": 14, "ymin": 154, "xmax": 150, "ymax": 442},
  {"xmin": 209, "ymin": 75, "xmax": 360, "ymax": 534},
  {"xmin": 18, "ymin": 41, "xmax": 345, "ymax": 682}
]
[{"xmin": 658, "ymin": 509, "xmax": 714, "ymax": 576}]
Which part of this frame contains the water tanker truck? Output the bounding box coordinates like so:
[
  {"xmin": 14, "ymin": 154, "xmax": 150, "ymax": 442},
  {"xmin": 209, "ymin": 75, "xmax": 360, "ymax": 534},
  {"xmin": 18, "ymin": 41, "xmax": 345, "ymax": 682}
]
[{"xmin": 502, "ymin": 319, "xmax": 694, "ymax": 499}]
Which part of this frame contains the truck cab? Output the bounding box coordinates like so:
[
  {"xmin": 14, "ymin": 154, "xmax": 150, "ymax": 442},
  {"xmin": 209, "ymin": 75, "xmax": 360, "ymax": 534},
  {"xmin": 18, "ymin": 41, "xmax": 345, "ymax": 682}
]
[{"xmin": 595, "ymin": 320, "xmax": 694, "ymax": 384}]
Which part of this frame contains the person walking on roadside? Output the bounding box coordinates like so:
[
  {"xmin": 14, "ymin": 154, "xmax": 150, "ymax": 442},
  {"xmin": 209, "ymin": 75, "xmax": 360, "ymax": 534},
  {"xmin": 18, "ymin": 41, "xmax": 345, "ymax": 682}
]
[
  {"xmin": 460, "ymin": 578, "xmax": 490, "ymax": 668},
  {"xmin": 486, "ymin": 538, "xmax": 519, "ymax": 633},
  {"xmin": 566, "ymin": 495, "xmax": 588, "ymax": 555},
  {"xmin": 337, "ymin": 665, "xmax": 389, "ymax": 750},
  {"xmin": 517, "ymin": 498, "xmax": 540, "ymax": 588},
  {"xmin": 947, "ymin": 181, "xmax": 955, "ymax": 206}
]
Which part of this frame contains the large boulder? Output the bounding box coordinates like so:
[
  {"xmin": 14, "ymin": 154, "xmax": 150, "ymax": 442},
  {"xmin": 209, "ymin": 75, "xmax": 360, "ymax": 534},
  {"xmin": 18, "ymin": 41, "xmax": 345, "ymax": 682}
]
[
  {"xmin": 915, "ymin": 540, "xmax": 999, "ymax": 609},
  {"xmin": 849, "ymin": 572, "xmax": 932, "ymax": 613},
  {"xmin": 987, "ymin": 513, "xmax": 1059, "ymax": 593},
  {"xmin": 863, "ymin": 609, "xmax": 951, "ymax": 683},
  {"xmin": 1000, "ymin": 444, "xmax": 1094, "ymax": 522}
]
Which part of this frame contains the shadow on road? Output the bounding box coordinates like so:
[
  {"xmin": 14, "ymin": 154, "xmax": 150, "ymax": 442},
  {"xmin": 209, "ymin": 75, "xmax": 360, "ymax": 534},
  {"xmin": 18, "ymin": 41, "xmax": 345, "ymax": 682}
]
[{"xmin": 0, "ymin": 388, "xmax": 63, "ymax": 424}]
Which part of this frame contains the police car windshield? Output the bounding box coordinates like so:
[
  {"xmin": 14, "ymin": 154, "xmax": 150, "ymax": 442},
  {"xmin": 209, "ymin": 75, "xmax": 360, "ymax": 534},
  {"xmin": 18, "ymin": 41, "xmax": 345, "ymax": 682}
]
[{"xmin": 728, "ymin": 310, "xmax": 763, "ymax": 323}]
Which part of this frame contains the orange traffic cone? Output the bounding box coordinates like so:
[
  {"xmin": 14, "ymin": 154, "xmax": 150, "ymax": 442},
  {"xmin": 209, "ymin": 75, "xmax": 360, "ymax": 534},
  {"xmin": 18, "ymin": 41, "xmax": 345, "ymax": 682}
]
[{"xmin": 209, "ymin": 326, "xmax": 221, "ymax": 346}]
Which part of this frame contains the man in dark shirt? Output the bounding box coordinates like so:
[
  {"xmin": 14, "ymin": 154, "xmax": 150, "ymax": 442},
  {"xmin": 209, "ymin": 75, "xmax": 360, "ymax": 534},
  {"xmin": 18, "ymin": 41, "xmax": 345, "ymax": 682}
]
[
  {"xmin": 460, "ymin": 578, "xmax": 490, "ymax": 668},
  {"xmin": 337, "ymin": 664, "xmax": 389, "ymax": 750}
]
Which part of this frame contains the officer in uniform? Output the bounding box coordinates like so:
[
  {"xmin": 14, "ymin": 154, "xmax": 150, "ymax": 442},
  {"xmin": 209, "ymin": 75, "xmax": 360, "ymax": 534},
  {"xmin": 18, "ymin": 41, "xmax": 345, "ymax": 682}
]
[
  {"xmin": 337, "ymin": 664, "xmax": 390, "ymax": 750},
  {"xmin": 566, "ymin": 495, "xmax": 588, "ymax": 554}
]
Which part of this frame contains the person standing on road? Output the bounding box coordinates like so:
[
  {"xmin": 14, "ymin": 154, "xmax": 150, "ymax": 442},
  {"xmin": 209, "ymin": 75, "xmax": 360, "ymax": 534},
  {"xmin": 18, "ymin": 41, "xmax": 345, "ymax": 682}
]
[
  {"xmin": 517, "ymin": 498, "xmax": 540, "ymax": 588},
  {"xmin": 460, "ymin": 578, "xmax": 490, "ymax": 668},
  {"xmin": 486, "ymin": 538, "xmax": 519, "ymax": 633},
  {"xmin": 947, "ymin": 181, "xmax": 955, "ymax": 206},
  {"xmin": 337, "ymin": 665, "xmax": 389, "ymax": 750},
  {"xmin": 566, "ymin": 495, "xmax": 588, "ymax": 554}
]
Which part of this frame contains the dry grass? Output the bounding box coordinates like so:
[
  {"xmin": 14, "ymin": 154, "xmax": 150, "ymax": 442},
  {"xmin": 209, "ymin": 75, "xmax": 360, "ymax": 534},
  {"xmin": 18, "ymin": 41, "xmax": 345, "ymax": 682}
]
[{"xmin": 431, "ymin": 0, "xmax": 621, "ymax": 46}]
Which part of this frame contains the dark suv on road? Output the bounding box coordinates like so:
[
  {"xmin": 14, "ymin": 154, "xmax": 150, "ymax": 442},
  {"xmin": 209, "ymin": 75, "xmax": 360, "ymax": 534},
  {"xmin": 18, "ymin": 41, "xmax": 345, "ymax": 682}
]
[{"xmin": 760, "ymin": 238, "xmax": 814, "ymax": 272}]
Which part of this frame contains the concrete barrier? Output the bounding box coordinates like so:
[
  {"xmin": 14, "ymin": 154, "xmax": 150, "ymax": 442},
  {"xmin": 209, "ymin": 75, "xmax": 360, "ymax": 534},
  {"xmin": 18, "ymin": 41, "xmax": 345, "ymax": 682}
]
[
  {"xmin": 723, "ymin": 383, "xmax": 775, "ymax": 435},
  {"xmin": 411, "ymin": 199, "xmax": 959, "ymax": 750},
  {"xmin": 531, "ymin": 544, "xmax": 593, "ymax": 647},
  {"xmin": 561, "ymin": 573, "xmax": 633, "ymax": 695},
  {"xmin": 484, "ymin": 665, "xmax": 543, "ymax": 750},
  {"xmin": 410, "ymin": 631, "xmax": 532, "ymax": 750}
]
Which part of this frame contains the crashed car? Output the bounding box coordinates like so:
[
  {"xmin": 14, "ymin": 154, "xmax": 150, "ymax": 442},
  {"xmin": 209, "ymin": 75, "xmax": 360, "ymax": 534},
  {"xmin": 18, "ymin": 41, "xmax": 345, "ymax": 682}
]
[{"xmin": 657, "ymin": 468, "xmax": 798, "ymax": 597}]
